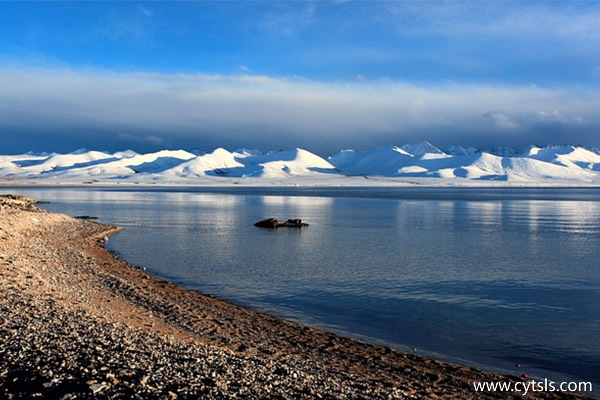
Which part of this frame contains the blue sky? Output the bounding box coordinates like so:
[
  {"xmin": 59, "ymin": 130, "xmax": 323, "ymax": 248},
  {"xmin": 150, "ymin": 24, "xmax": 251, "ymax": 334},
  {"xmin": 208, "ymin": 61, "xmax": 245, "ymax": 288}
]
[{"xmin": 1, "ymin": 1, "xmax": 599, "ymax": 155}]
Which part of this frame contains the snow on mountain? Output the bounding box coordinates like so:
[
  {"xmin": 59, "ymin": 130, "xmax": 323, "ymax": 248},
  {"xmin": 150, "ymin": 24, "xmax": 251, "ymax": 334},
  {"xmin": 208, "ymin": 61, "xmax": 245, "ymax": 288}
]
[
  {"xmin": 327, "ymin": 144, "xmax": 600, "ymax": 183},
  {"xmin": 0, "ymin": 152, "xmax": 48, "ymax": 164},
  {"xmin": 1, "ymin": 144, "xmax": 600, "ymax": 185},
  {"xmin": 25, "ymin": 151, "xmax": 52, "ymax": 157},
  {"xmin": 329, "ymin": 143, "xmax": 450, "ymax": 176},
  {"xmin": 233, "ymin": 149, "xmax": 263, "ymax": 158},
  {"xmin": 70, "ymin": 149, "xmax": 197, "ymax": 178},
  {"xmin": 162, "ymin": 148, "xmax": 244, "ymax": 177},
  {"xmin": 0, "ymin": 160, "xmax": 24, "ymax": 176},
  {"xmin": 0, "ymin": 152, "xmax": 50, "ymax": 177},
  {"xmin": 124, "ymin": 150, "xmax": 196, "ymax": 174},
  {"xmin": 400, "ymin": 142, "xmax": 446, "ymax": 157},
  {"xmin": 233, "ymin": 148, "xmax": 337, "ymax": 177},
  {"xmin": 160, "ymin": 148, "xmax": 335, "ymax": 179},
  {"xmin": 14, "ymin": 150, "xmax": 114, "ymax": 174},
  {"xmin": 502, "ymin": 155, "xmax": 597, "ymax": 182},
  {"xmin": 433, "ymin": 152, "xmax": 595, "ymax": 182},
  {"xmin": 10, "ymin": 149, "xmax": 196, "ymax": 180},
  {"xmin": 523, "ymin": 145, "xmax": 600, "ymax": 171},
  {"xmin": 69, "ymin": 148, "xmax": 93, "ymax": 155},
  {"xmin": 329, "ymin": 145, "xmax": 413, "ymax": 176},
  {"xmin": 113, "ymin": 150, "xmax": 139, "ymax": 158}
]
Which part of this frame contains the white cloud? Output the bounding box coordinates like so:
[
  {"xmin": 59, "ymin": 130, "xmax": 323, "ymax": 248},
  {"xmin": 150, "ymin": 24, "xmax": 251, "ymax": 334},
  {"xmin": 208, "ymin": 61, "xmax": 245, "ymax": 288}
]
[
  {"xmin": 117, "ymin": 133, "xmax": 165, "ymax": 145},
  {"xmin": 139, "ymin": 6, "xmax": 153, "ymax": 17},
  {"xmin": 535, "ymin": 110, "xmax": 567, "ymax": 123},
  {"xmin": 384, "ymin": 2, "xmax": 600, "ymax": 41},
  {"xmin": 484, "ymin": 112, "xmax": 520, "ymax": 130},
  {"xmin": 0, "ymin": 66, "xmax": 599, "ymax": 151}
]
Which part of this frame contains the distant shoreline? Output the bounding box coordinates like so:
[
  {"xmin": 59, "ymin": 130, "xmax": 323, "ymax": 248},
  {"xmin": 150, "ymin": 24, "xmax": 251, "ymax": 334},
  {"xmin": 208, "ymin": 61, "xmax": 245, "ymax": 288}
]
[{"xmin": 0, "ymin": 194, "xmax": 593, "ymax": 399}]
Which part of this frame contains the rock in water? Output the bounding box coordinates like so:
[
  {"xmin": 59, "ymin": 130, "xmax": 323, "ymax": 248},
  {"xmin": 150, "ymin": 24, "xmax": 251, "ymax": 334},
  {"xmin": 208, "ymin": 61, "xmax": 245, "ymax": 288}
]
[
  {"xmin": 283, "ymin": 219, "xmax": 309, "ymax": 228},
  {"xmin": 74, "ymin": 215, "xmax": 98, "ymax": 220},
  {"xmin": 254, "ymin": 218, "xmax": 309, "ymax": 228},
  {"xmin": 254, "ymin": 218, "xmax": 284, "ymax": 228}
]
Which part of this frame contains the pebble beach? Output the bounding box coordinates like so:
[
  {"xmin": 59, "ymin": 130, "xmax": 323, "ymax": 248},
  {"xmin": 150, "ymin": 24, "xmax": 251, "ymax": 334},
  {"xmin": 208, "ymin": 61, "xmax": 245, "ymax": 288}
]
[{"xmin": 0, "ymin": 194, "xmax": 593, "ymax": 399}]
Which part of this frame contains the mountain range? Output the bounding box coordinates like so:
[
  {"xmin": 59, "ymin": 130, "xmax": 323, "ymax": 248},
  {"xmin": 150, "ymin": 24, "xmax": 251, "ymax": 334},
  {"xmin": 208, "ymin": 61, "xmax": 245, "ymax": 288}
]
[{"xmin": 1, "ymin": 143, "xmax": 600, "ymax": 186}]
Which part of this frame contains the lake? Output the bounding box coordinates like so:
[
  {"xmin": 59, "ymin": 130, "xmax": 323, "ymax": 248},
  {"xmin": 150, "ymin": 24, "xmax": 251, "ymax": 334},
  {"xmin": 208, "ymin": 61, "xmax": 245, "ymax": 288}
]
[{"xmin": 6, "ymin": 186, "xmax": 600, "ymax": 389}]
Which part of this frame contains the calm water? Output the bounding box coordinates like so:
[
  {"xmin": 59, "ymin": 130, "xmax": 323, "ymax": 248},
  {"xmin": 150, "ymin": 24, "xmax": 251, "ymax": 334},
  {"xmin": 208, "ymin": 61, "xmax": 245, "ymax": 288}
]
[{"xmin": 7, "ymin": 186, "xmax": 600, "ymax": 389}]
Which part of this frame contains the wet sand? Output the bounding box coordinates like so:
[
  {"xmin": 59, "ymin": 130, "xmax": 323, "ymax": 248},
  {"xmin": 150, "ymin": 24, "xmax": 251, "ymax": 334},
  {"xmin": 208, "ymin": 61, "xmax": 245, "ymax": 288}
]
[{"xmin": 0, "ymin": 194, "xmax": 593, "ymax": 399}]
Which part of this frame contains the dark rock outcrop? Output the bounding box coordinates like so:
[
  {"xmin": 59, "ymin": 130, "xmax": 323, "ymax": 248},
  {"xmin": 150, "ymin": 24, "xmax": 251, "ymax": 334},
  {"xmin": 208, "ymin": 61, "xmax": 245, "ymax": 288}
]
[{"xmin": 254, "ymin": 218, "xmax": 309, "ymax": 229}]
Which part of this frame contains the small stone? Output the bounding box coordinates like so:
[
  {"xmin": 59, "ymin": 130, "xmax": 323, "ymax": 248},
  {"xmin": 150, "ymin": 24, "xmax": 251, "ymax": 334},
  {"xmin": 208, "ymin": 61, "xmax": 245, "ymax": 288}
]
[
  {"xmin": 89, "ymin": 382, "xmax": 109, "ymax": 394},
  {"xmin": 42, "ymin": 378, "xmax": 62, "ymax": 390},
  {"xmin": 106, "ymin": 373, "xmax": 119, "ymax": 385}
]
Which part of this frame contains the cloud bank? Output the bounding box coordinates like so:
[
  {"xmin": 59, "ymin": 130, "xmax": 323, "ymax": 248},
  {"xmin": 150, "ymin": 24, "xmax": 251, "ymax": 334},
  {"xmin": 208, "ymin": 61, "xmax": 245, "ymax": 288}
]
[{"xmin": 1, "ymin": 67, "xmax": 599, "ymax": 155}]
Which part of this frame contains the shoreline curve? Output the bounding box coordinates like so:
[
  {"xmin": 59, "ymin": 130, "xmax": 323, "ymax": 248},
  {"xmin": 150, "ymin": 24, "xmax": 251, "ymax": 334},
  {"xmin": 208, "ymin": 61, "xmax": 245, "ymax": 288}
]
[{"xmin": 0, "ymin": 194, "xmax": 593, "ymax": 399}]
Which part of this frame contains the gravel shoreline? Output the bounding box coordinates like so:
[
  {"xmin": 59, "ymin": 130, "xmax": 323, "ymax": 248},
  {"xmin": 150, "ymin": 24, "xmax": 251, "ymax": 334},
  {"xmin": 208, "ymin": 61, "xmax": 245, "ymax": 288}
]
[{"xmin": 0, "ymin": 194, "xmax": 592, "ymax": 399}]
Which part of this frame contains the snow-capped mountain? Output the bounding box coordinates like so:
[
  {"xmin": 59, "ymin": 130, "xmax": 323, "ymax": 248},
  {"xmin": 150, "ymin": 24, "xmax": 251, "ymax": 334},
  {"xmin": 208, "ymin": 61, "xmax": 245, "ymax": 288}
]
[{"xmin": 1, "ymin": 142, "xmax": 600, "ymax": 185}]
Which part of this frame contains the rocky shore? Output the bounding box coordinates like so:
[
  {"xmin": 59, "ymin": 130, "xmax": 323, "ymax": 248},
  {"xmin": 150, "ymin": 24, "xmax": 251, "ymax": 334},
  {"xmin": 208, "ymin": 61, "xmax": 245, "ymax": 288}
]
[{"xmin": 0, "ymin": 194, "xmax": 592, "ymax": 399}]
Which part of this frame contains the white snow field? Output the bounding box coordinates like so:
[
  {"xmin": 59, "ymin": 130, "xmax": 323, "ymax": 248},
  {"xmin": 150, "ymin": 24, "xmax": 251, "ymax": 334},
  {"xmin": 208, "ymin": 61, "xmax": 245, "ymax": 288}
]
[{"xmin": 1, "ymin": 143, "xmax": 599, "ymax": 186}]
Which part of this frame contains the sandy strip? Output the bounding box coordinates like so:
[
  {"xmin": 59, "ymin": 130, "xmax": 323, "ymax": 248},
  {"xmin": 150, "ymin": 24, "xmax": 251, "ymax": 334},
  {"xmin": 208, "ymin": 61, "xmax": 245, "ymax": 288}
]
[{"xmin": 0, "ymin": 194, "xmax": 593, "ymax": 399}]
